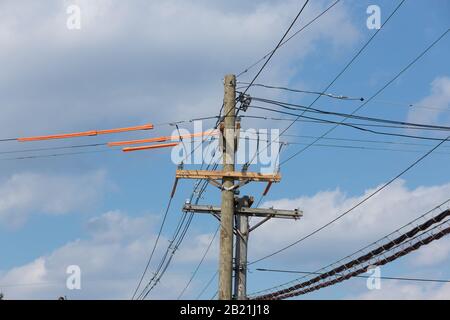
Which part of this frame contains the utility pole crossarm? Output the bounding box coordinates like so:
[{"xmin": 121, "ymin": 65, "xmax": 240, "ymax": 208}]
[{"xmin": 182, "ymin": 204, "xmax": 302, "ymax": 220}]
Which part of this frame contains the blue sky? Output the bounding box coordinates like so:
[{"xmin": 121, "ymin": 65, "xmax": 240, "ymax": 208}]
[{"xmin": 0, "ymin": 0, "xmax": 449, "ymax": 299}]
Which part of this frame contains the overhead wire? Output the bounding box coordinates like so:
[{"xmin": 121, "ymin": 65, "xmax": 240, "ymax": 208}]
[
  {"xmin": 264, "ymin": 219, "xmax": 450, "ymax": 299},
  {"xmin": 238, "ymin": 0, "xmax": 311, "ymax": 99},
  {"xmin": 177, "ymin": 225, "xmax": 220, "ymax": 299},
  {"xmin": 132, "ymin": 115, "xmax": 221, "ymax": 299},
  {"xmin": 256, "ymin": 269, "xmax": 450, "ymax": 284},
  {"xmin": 131, "ymin": 197, "xmax": 174, "ymax": 300},
  {"xmin": 249, "ymin": 97, "xmax": 450, "ymax": 131},
  {"xmin": 279, "ymin": 27, "xmax": 450, "ymax": 165},
  {"xmin": 238, "ymin": 82, "xmax": 364, "ymax": 101},
  {"xmin": 253, "ymin": 202, "xmax": 450, "ymax": 299},
  {"xmin": 244, "ymin": 0, "xmax": 407, "ymax": 167},
  {"xmin": 236, "ymin": 0, "xmax": 341, "ymax": 78},
  {"xmin": 195, "ymin": 271, "xmax": 218, "ymax": 300},
  {"xmin": 240, "ymin": 114, "xmax": 450, "ymax": 132},
  {"xmin": 249, "ymin": 133, "xmax": 450, "ymax": 266},
  {"xmin": 249, "ymin": 197, "xmax": 450, "ymax": 296},
  {"xmin": 137, "ymin": 137, "xmax": 221, "ymax": 299},
  {"xmin": 239, "ymin": 83, "xmax": 450, "ymax": 113},
  {"xmin": 246, "ymin": 105, "xmax": 450, "ymax": 142}
]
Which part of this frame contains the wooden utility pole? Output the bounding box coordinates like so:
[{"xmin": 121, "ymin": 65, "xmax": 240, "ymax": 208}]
[
  {"xmin": 234, "ymin": 196, "xmax": 252, "ymax": 300},
  {"xmin": 173, "ymin": 74, "xmax": 302, "ymax": 300},
  {"xmin": 182, "ymin": 200, "xmax": 301, "ymax": 300},
  {"xmin": 219, "ymin": 74, "xmax": 236, "ymax": 300}
]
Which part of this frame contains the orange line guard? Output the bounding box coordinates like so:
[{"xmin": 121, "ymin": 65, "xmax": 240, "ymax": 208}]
[
  {"xmin": 122, "ymin": 142, "xmax": 180, "ymax": 152},
  {"xmin": 17, "ymin": 124, "xmax": 154, "ymax": 142}
]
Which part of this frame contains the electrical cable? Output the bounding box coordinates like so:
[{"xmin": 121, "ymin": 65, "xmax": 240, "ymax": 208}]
[
  {"xmin": 238, "ymin": 82, "xmax": 364, "ymax": 101},
  {"xmin": 131, "ymin": 197, "xmax": 174, "ymax": 300},
  {"xmin": 238, "ymin": 0, "xmax": 311, "ymax": 99},
  {"xmin": 256, "ymin": 268, "xmax": 450, "ymax": 284},
  {"xmin": 249, "ymin": 134, "xmax": 450, "ymax": 266},
  {"xmin": 279, "ymin": 27, "xmax": 450, "ymax": 166},
  {"xmin": 243, "ymin": 0, "xmax": 407, "ymax": 168},
  {"xmin": 236, "ymin": 0, "xmax": 341, "ymax": 78},
  {"xmin": 177, "ymin": 225, "xmax": 220, "ymax": 299},
  {"xmin": 254, "ymin": 206, "xmax": 450, "ymax": 299}
]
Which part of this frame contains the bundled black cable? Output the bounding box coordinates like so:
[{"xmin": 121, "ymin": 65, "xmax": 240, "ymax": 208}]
[{"xmin": 255, "ymin": 209, "xmax": 450, "ymax": 300}]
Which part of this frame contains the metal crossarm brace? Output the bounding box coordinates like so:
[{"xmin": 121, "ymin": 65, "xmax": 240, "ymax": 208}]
[{"xmin": 182, "ymin": 204, "xmax": 302, "ymax": 219}]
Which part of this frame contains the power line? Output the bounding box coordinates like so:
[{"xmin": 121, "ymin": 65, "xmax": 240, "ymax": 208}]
[
  {"xmin": 267, "ymin": 221, "xmax": 450, "ymax": 299},
  {"xmin": 282, "ymin": 141, "xmax": 450, "ymax": 155},
  {"xmin": 238, "ymin": 0, "xmax": 311, "ymax": 98},
  {"xmin": 0, "ymin": 142, "xmax": 107, "ymax": 155},
  {"xmin": 249, "ymin": 134, "xmax": 450, "ymax": 265},
  {"xmin": 245, "ymin": 0, "xmax": 407, "ymax": 166},
  {"xmin": 136, "ymin": 142, "xmax": 220, "ymax": 299},
  {"xmin": 256, "ymin": 268, "xmax": 450, "ymax": 284},
  {"xmin": 138, "ymin": 92, "xmax": 257, "ymax": 299},
  {"xmin": 3, "ymin": 131, "xmax": 449, "ymax": 163},
  {"xmin": 177, "ymin": 225, "xmax": 219, "ymax": 299},
  {"xmin": 250, "ymin": 198, "xmax": 450, "ymax": 297},
  {"xmin": 138, "ymin": 144, "xmax": 220, "ymax": 298},
  {"xmin": 0, "ymin": 115, "xmax": 220, "ymax": 144},
  {"xmin": 253, "ymin": 206, "xmax": 450, "ymax": 299},
  {"xmin": 132, "ymin": 127, "xmax": 219, "ymax": 299},
  {"xmin": 246, "ymin": 105, "xmax": 450, "ymax": 142},
  {"xmin": 241, "ymin": 114, "xmax": 450, "ymax": 132},
  {"xmin": 280, "ymin": 27, "xmax": 450, "ymax": 166},
  {"xmin": 127, "ymin": 111, "xmax": 220, "ymax": 299},
  {"xmin": 6, "ymin": 106, "xmax": 445, "ymax": 162},
  {"xmin": 249, "ymin": 97, "xmax": 450, "ymax": 131},
  {"xmin": 131, "ymin": 197, "xmax": 174, "ymax": 300},
  {"xmin": 238, "ymin": 83, "xmax": 450, "ymax": 112},
  {"xmin": 236, "ymin": 0, "xmax": 341, "ymax": 78},
  {"xmin": 240, "ymin": 133, "xmax": 450, "ymax": 154},
  {"xmin": 281, "ymin": 133, "xmax": 450, "ymax": 149},
  {"xmin": 238, "ymin": 82, "xmax": 364, "ymax": 101},
  {"xmin": 372, "ymin": 99, "xmax": 450, "ymax": 112},
  {"xmin": 196, "ymin": 271, "xmax": 218, "ymax": 300},
  {"xmin": 0, "ymin": 148, "xmax": 114, "ymax": 161}
]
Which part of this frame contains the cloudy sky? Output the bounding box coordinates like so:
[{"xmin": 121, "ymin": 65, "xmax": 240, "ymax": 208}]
[{"xmin": 0, "ymin": 0, "xmax": 449, "ymax": 300}]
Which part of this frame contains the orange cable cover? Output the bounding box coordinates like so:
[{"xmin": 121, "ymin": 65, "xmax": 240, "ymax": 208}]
[
  {"xmin": 122, "ymin": 142, "xmax": 180, "ymax": 152},
  {"xmin": 18, "ymin": 124, "xmax": 153, "ymax": 142},
  {"xmin": 107, "ymin": 130, "xmax": 218, "ymax": 147}
]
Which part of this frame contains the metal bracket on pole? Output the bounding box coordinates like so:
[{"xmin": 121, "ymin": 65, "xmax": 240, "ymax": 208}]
[
  {"xmin": 170, "ymin": 163, "xmax": 184, "ymax": 198},
  {"xmin": 206, "ymin": 179, "xmax": 250, "ymax": 192},
  {"xmin": 249, "ymin": 215, "xmax": 273, "ymax": 232},
  {"xmin": 207, "ymin": 179, "xmax": 224, "ymax": 190}
]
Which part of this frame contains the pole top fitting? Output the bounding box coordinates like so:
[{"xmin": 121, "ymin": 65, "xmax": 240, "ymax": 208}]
[{"xmin": 224, "ymin": 74, "xmax": 236, "ymax": 86}]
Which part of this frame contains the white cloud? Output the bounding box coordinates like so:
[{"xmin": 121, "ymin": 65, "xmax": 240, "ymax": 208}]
[
  {"xmin": 412, "ymin": 237, "xmax": 450, "ymax": 267},
  {"xmin": 249, "ymin": 180, "xmax": 450, "ymax": 267},
  {"xmin": 0, "ymin": 0, "xmax": 360, "ymax": 137},
  {"xmin": 0, "ymin": 210, "xmax": 217, "ymax": 299},
  {"xmin": 407, "ymin": 76, "xmax": 450, "ymax": 127},
  {"xmin": 0, "ymin": 170, "xmax": 108, "ymax": 227},
  {"xmin": 355, "ymin": 281, "xmax": 450, "ymax": 300},
  {"xmin": 2, "ymin": 180, "xmax": 450, "ymax": 299},
  {"xmin": 244, "ymin": 179, "xmax": 450, "ymax": 299}
]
